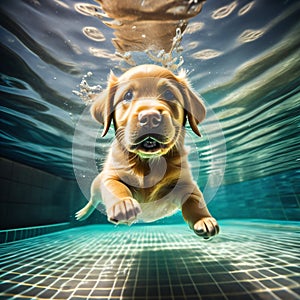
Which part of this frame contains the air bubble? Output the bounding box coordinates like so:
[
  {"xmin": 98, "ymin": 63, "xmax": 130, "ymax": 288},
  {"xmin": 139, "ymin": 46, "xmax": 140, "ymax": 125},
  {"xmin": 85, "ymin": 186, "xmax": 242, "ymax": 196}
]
[
  {"xmin": 72, "ymin": 72, "xmax": 102, "ymax": 105},
  {"xmin": 145, "ymin": 26, "xmax": 184, "ymax": 71}
]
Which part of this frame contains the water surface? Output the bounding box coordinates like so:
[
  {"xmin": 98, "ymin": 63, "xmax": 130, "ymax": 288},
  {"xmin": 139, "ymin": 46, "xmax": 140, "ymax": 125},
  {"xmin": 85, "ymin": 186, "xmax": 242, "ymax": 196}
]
[{"xmin": 0, "ymin": 0, "xmax": 299, "ymax": 188}]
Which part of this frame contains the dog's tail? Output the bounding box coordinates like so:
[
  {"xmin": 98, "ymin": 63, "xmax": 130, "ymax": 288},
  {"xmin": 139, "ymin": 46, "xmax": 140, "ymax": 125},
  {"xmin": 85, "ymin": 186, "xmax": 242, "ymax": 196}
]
[{"xmin": 75, "ymin": 202, "xmax": 96, "ymax": 221}]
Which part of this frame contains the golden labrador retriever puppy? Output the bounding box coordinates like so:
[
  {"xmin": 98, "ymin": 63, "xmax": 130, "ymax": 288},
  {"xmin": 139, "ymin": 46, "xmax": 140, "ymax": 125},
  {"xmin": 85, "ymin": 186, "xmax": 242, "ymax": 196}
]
[{"xmin": 76, "ymin": 64, "xmax": 219, "ymax": 238}]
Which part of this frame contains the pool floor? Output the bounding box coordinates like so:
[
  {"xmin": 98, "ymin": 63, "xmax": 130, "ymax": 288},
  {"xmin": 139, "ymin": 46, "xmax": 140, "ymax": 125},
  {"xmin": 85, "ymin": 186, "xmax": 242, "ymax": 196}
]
[{"xmin": 0, "ymin": 220, "xmax": 299, "ymax": 299}]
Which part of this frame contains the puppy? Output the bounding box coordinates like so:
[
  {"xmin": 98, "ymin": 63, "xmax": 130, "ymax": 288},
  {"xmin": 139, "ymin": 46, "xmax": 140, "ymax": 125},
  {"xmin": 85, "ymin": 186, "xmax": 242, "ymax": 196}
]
[{"xmin": 76, "ymin": 64, "xmax": 219, "ymax": 238}]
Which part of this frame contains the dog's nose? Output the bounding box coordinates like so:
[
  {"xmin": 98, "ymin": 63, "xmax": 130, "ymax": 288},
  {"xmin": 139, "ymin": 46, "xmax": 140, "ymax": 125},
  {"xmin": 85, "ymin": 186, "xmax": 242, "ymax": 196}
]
[{"xmin": 138, "ymin": 110, "xmax": 162, "ymax": 128}]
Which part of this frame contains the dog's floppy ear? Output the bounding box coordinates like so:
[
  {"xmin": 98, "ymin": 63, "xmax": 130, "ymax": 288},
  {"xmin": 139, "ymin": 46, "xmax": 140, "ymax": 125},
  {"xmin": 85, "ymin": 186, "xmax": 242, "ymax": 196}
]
[
  {"xmin": 91, "ymin": 71, "xmax": 118, "ymax": 137},
  {"xmin": 177, "ymin": 72, "xmax": 206, "ymax": 137},
  {"xmin": 184, "ymin": 87, "xmax": 206, "ymax": 137}
]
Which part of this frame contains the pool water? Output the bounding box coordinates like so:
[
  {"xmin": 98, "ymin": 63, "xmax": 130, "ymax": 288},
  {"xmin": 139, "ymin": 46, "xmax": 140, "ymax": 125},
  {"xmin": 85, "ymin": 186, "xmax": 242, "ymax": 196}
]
[
  {"xmin": 1, "ymin": 0, "xmax": 300, "ymax": 299},
  {"xmin": 1, "ymin": 221, "xmax": 299, "ymax": 299},
  {"xmin": 1, "ymin": 0, "xmax": 299, "ymax": 184}
]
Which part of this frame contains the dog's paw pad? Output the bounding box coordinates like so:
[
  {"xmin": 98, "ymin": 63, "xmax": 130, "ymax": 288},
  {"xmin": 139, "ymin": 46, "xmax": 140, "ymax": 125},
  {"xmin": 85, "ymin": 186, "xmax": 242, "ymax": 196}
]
[{"xmin": 193, "ymin": 217, "xmax": 220, "ymax": 239}]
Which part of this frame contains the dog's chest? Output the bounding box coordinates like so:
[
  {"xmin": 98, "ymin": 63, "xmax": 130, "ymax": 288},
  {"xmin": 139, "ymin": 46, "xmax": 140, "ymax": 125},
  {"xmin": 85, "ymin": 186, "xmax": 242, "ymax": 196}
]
[
  {"xmin": 126, "ymin": 159, "xmax": 177, "ymax": 202},
  {"xmin": 130, "ymin": 172, "xmax": 181, "ymax": 222}
]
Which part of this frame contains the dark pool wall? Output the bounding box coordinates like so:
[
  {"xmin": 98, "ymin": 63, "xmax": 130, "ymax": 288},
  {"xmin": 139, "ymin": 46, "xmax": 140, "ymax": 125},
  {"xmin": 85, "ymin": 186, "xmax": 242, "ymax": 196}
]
[
  {"xmin": 1, "ymin": 156, "xmax": 299, "ymax": 234},
  {"xmin": 208, "ymin": 169, "xmax": 300, "ymax": 221},
  {"xmin": 0, "ymin": 157, "xmax": 88, "ymax": 230}
]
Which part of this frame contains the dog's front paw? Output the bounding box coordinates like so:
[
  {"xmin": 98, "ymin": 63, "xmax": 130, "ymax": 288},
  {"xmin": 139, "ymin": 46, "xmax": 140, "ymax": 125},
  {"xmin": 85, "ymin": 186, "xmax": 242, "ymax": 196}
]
[
  {"xmin": 193, "ymin": 217, "xmax": 220, "ymax": 239},
  {"xmin": 107, "ymin": 198, "xmax": 142, "ymax": 225}
]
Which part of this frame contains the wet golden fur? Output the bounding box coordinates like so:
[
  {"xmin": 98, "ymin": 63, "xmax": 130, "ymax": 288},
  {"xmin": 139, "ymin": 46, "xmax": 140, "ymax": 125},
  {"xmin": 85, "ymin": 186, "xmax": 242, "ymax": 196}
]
[{"xmin": 76, "ymin": 64, "xmax": 219, "ymax": 238}]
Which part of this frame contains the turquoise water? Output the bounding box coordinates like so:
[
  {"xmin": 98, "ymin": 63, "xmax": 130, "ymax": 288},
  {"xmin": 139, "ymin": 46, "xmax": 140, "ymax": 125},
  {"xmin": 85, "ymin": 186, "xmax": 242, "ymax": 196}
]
[
  {"xmin": 0, "ymin": 1, "xmax": 300, "ymax": 298},
  {"xmin": 1, "ymin": 0, "xmax": 299, "ymax": 185}
]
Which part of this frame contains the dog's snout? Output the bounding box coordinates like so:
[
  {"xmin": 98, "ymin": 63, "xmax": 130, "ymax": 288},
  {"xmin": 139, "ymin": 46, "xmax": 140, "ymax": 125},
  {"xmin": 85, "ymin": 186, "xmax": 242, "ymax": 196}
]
[{"xmin": 138, "ymin": 110, "xmax": 162, "ymax": 128}]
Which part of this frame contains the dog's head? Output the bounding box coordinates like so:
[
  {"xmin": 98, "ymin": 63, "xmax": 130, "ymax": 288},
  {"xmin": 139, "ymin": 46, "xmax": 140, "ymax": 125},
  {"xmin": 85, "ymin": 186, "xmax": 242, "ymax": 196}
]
[{"xmin": 91, "ymin": 64, "xmax": 206, "ymax": 158}]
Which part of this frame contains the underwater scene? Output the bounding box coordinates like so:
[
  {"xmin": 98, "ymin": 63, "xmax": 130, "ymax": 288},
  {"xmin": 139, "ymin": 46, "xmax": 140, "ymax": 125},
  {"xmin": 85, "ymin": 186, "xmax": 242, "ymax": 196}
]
[{"xmin": 0, "ymin": 0, "xmax": 300, "ymax": 299}]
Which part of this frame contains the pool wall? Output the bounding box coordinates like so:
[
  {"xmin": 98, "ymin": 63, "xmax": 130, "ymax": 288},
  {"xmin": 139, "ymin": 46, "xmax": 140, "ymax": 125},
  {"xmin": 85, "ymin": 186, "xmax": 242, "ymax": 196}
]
[
  {"xmin": 0, "ymin": 157, "xmax": 79, "ymax": 230},
  {"xmin": 208, "ymin": 169, "xmax": 300, "ymax": 221},
  {"xmin": 1, "ymin": 157, "xmax": 299, "ymax": 244}
]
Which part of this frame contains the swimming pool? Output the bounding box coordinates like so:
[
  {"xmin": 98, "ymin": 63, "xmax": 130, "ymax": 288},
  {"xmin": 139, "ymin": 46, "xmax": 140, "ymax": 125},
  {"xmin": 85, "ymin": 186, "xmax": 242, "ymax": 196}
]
[
  {"xmin": 1, "ymin": 0, "xmax": 299, "ymax": 299},
  {"xmin": 1, "ymin": 222, "xmax": 299, "ymax": 299}
]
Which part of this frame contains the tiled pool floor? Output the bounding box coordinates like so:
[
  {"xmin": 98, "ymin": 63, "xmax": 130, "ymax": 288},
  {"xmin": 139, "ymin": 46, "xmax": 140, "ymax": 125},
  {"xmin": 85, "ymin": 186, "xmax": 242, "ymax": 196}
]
[{"xmin": 0, "ymin": 221, "xmax": 299, "ymax": 299}]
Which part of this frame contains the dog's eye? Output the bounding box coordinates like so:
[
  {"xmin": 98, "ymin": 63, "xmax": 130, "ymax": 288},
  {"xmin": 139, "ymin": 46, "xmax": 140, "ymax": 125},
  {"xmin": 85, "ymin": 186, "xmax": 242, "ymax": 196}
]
[
  {"xmin": 163, "ymin": 89, "xmax": 175, "ymax": 101},
  {"xmin": 123, "ymin": 90, "xmax": 134, "ymax": 103}
]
